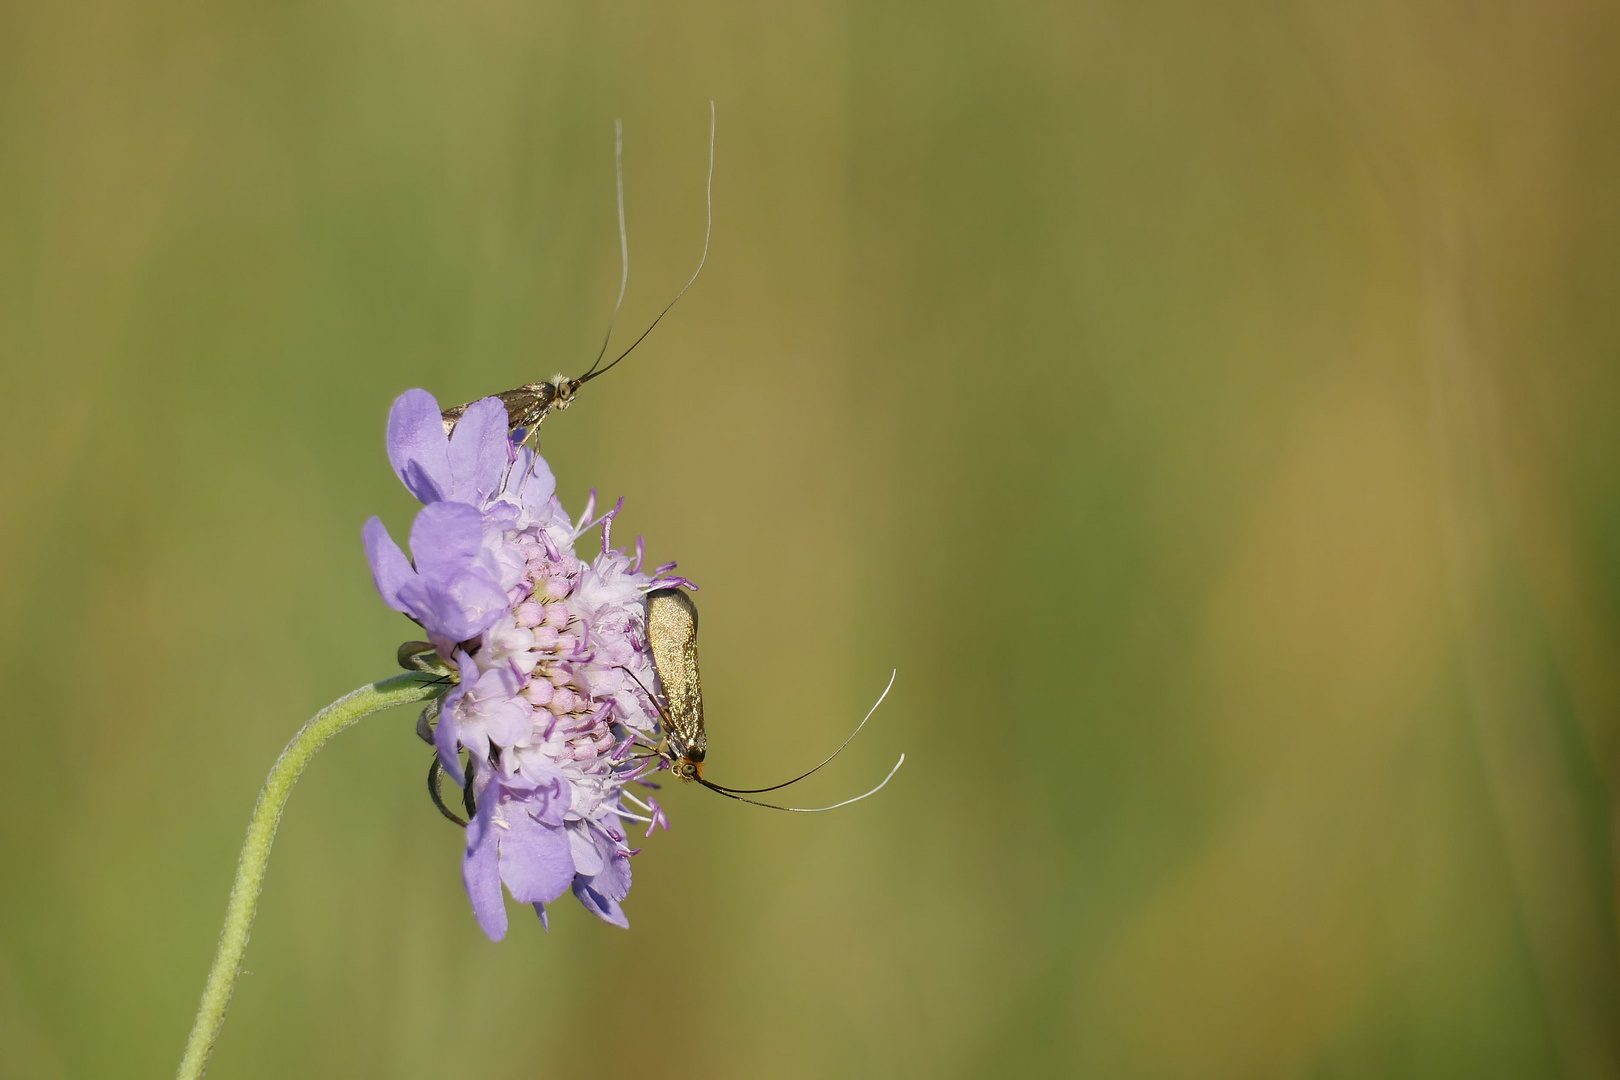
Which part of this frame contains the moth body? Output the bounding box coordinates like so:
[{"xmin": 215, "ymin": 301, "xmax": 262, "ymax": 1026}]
[
  {"xmin": 645, "ymin": 587, "xmax": 707, "ymax": 780},
  {"xmin": 440, "ymin": 374, "xmax": 579, "ymax": 440}
]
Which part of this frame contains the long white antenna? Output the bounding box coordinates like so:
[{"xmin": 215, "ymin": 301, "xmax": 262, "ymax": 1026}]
[
  {"xmin": 709, "ymin": 669, "xmax": 898, "ymax": 794},
  {"xmin": 579, "ymin": 100, "xmax": 715, "ymax": 385},
  {"xmin": 584, "ymin": 119, "xmax": 631, "ymax": 377},
  {"xmin": 700, "ymin": 754, "xmax": 906, "ymax": 813}
]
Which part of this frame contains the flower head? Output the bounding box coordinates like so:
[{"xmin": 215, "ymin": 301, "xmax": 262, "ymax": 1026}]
[{"xmin": 364, "ymin": 389, "xmax": 690, "ymax": 938}]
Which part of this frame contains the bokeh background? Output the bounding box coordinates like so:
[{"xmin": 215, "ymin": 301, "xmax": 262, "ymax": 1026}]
[{"xmin": 3, "ymin": 1, "xmax": 1619, "ymax": 1077}]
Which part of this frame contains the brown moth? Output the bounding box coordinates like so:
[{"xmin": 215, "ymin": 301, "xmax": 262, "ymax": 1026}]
[
  {"xmin": 632, "ymin": 587, "xmax": 905, "ymax": 812},
  {"xmin": 440, "ymin": 105, "xmax": 717, "ymax": 447},
  {"xmin": 644, "ymin": 587, "xmax": 707, "ymax": 780}
]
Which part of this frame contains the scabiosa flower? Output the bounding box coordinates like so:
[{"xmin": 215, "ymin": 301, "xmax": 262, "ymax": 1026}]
[{"xmin": 363, "ymin": 389, "xmax": 691, "ymax": 939}]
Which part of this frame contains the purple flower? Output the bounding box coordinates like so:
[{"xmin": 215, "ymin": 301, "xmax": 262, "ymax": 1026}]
[{"xmin": 364, "ymin": 389, "xmax": 686, "ymax": 939}]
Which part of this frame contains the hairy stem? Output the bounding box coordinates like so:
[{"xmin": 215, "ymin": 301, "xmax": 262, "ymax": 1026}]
[{"xmin": 176, "ymin": 672, "xmax": 446, "ymax": 1080}]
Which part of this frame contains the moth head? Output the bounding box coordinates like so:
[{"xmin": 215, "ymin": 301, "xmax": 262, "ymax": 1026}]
[
  {"xmin": 661, "ymin": 735, "xmax": 704, "ymax": 782},
  {"xmin": 551, "ymin": 373, "xmax": 578, "ymax": 410}
]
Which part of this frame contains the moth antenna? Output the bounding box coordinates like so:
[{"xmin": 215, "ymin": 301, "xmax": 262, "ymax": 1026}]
[
  {"xmin": 706, "ymin": 669, "xmax": 896, "ymax": 795},
  {"xmin": 696, "ymin": 754, "xmax": 905, "ymax": 813},
  {"xmin": 618, "ymin": 664, "xmax": 673, "ymax": 727},
  {"xmin": 580, "ymin": 118, "xmax": 631, "ymax": 381},
  {"xmin": 578, "ymin": 99, "xmax": 715, "ymax": 386}
]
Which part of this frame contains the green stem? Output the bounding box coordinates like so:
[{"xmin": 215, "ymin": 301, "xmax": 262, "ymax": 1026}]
[{"xmin": 176, "ymin": 672, "xmax": 447, "ymax": 1080}]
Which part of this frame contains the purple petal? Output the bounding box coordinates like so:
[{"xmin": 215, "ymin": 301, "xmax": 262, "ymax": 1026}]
[
  {"xmin": 567, "ymin": 822, "xmax": 606, "ymax": 876},
  {"xmin": 497, "ymin": 807, "xmax": 576, "ymax": 906},
  {"xmin": 361, "ymin": 517, "xmax": 413, "ymax": 612},
  {"xmin": 387, "ymin": 389, "xmax": 452, "ymax": 504},
  {"xmin": 434, "ymin": 690, "xmax": 465, "ymax": 787},
  {"xmin": 571, "ymin": 814, "xmax": 633, "ymax": 927},
  {"xmin": 518, "ymin": 452, "xmax": 558, "ymax": 519},
  {"xmin": 469, "ymin": 668, "xmax": 532, "ymax": 748},
  {"xmin": 427, "ymin": 574, "xmax": 509, "ymax": 642},
  {"xmin": 572, "ymin": 879, "xmax": 630, "ymax": 928},
  {"xmin": 408, "ymin": 501, "xmax": 485, "ymax": 578},
  {"xmin": 446, "ymin": 397, "xmax": 510, "ymax": 505},
  {"xmin": 530, "ymin": 771, "xmax": 571, "ymax": 826},
  {"xmin": 498, "ymin": 768, "xmax": 571, "ymax": 824},
  {"xmin": 586, "ymin": 841, "xmax": 632, "ymax": 902},
  {"xmin": 395, "ymin": 579, "xmax": 502, "ymax": 644},
  {"xmin": 481, "ymin": 699, "xmax": 533, "ymax": 749},
  {"xmin": 396, "ymin": 503, "xmax": 509, "ymax": 640},
  {"xmin": 463, "ymin": 777, "xmax": 507, "ymax": 941}
]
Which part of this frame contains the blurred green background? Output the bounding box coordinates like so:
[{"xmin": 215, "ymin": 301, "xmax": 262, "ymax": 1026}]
[{"xmin": 3, "ymin": 1, "xmax": 1619, "ymax": 1077}]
